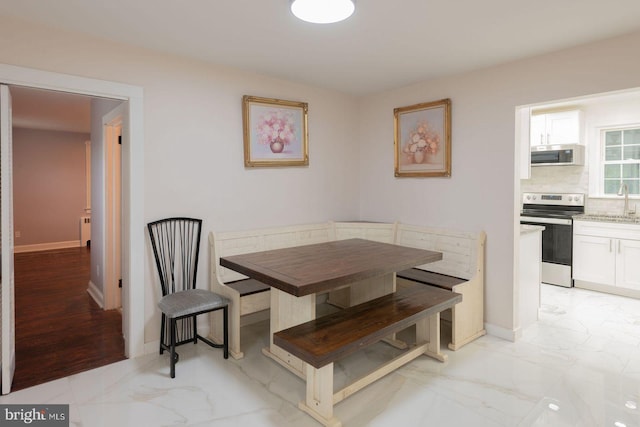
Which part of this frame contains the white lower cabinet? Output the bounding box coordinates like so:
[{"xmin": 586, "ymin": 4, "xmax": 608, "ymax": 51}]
[
  {"xmin": 573, "ymin": 221, "xmax": 640, "ymax": 292},
  {"xmin": 573, "ymin": 234, "xmax": 616, "ymax": 286},
  {"xmin": 616, "ymin": 238, "xmax": 640, "ymax": 290}
]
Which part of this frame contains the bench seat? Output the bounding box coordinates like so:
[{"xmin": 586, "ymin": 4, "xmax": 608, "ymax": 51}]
[
  {"xmin": 225, "ymin": 278, "xmax": 270, "ymax": 297},
  {"xmin": 275, "ymin": 283, "xmax": 461, "ymax": 368},
  {"xmin": 273, "ymin": 284, "xmax": 461, "ymax": 426},
  {"xmin": 396, "ymin": 268, "xmax": 466, "ymax": 291}
]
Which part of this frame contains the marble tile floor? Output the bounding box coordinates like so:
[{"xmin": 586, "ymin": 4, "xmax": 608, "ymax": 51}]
[{"xmin": 2, "ymin": 284, "xmax": 639, "ymax": 427}]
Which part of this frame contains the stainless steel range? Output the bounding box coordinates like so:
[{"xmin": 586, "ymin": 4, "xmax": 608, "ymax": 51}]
[{"xmin": 520, "ymin": 192, "xmax": 585, "ymax": 288}]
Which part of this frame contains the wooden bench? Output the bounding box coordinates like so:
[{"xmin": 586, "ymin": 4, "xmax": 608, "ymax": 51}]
[
  {"xmin": 209, "ymin": 222, "xmax": 333, "ymax": 358},
  {"xmin": 395, "ymin": 224, "xmax": 486, "ymax": 350},
  {"xmin": 274, "ymin": 283, "xmax": 462, "ymax": 427}
]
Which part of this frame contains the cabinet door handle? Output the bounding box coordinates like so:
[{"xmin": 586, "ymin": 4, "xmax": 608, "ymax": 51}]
[
  {"xmin": 618, "ymin": 240, "xmax": 621, "ymax": 254},
  {"xmin": 540, "ymin": 134, "xmax": 544, "ymax": 144},
  {"xmin": 547, "ymin": 133, "xmax": 550, "ymax": 144},
  {"xmin": 610, "ymin": 239, "xmax": 613, "ymax": 252}
]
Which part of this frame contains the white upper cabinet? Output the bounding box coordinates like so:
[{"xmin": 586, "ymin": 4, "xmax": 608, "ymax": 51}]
[{"xmin": 530, "ymin": 109, "xmax": 582, "ymax": 146}]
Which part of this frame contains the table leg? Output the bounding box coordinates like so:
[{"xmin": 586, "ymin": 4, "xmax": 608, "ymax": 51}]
[
  {"xmin": 263, "ymin": 288, "xmax": 315, "ymax": 378},
  {"xmin": 416, "ymin": 313, "xmax": 447, "ymax": 362},
  {"xmin": 327, "ymin": 273, "xmax": 395, "ymax": 307},
  {"xmin": 351, "ymin": 274, "xmax": 406, "ymax": 348}
]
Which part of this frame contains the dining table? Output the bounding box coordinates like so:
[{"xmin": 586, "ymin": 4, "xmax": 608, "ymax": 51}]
[{"xmin": 219, "ymin": 237, "xmax": 443, "ymax": 377}]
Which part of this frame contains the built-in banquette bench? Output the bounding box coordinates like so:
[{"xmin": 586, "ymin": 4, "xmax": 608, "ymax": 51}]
[
  {"xmin": 274, "ymin": 282, "xmax": 462, "ymax": 427},
  {"xmin": 395, "ymin": 224, "xmax": 487, "ymax": 350},
  {"xmin": 209, "ymin": 221, "xmax": 485, "ymax": 358}
]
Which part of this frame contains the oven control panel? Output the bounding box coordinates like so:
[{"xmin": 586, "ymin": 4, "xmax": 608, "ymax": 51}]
[{"xmin": 522, "ymin": 192, "xmax": 584, "ymax": 206}]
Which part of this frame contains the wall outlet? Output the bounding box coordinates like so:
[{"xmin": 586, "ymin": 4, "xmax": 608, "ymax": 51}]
[{"xmin": 15, "ymin": 231, "xmax": 20, "ymax": 238}]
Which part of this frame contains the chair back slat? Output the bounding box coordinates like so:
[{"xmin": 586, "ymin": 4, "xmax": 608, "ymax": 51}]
[{"xmin": 148, "ymin": 217, "xmax": 202, "ymax": 296}]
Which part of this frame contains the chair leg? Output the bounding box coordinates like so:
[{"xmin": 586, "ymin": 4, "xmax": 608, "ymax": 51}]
[
  {"xmin": 170, "ymin": 318, "xmax": 177, "ymax": 378},
  {"xmin": 193, "ymin": 315, "xmax": 198, "ymax": 344},
  {"xmin": 159, "ymin": 314, "xmax": 166, "ymax": 355},
  {"xmin": 223, "ymin": 306, "xmax": 229, "ymax": 359}
]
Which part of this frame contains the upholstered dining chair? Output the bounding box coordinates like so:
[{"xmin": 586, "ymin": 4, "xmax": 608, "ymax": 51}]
[{"xmin": 148, "ymin": 217, "xmax": 229, "ymax": 378}]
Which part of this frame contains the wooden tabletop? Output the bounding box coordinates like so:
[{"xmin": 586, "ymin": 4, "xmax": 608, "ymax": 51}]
[{"xmin": 220, "ymin": 238, "xmax": 442, "ymax": 297}]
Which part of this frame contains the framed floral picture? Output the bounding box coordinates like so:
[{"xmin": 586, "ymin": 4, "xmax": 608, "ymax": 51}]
[
  {"xmin": 242, "ymin": 95, "xmax": 309, "ymax": 167},
  {"xmin": 394, "ymin": 98, "xmax": 451, "ymax": 177}
]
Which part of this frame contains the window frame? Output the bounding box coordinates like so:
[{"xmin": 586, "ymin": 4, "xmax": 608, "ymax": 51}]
[{"xmin": 592, "ymin": 124, "xmax": 640, "ymax": 198}]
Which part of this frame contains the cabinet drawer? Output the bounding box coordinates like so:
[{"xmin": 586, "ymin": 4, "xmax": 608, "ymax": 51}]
[{"xmin": 573, "ymin": 221, "xmax": 640, "ymax": 240}]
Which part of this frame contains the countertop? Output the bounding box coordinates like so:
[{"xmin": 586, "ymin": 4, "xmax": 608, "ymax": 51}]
[{"xmin": 573, "ymin": 214, "xmax": 640, "ymax": 224}]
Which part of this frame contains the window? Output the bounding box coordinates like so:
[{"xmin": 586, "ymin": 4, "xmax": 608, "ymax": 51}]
[{"xmin": 602, "ymin": 127, "xmax": 640, "ymax": 195}]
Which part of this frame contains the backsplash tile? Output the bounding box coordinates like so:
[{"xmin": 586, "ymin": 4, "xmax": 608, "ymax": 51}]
[
  {"xmin": 521, "ymin": 165, "xmax": 588, "ymax": 194},
  {"xmin": 586, "ymin": 197, "xmax": 637, "ymax": 216},
  {"xmin": 520, "ymin": 165, "xmax": 635, "ymax": 215}
]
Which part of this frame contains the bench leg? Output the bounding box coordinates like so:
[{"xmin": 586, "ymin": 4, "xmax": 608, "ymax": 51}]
[
  {"xmin": 449, "ymin": 281, "xmax": 486, "ymax": 351},
  {"xmin": 210, "ymin": 298, "xmax": 243, "ymax": 359},
  {"xmin": 416, "ymin": 313, "xmax": 447, "ymax": 362},
  {"xmin": 299, "ymin": 363, "xmax": 342, "ymax": 427},
  {"xmin": 227, "ymin": 295, "xmax": 243, "ymax": 359}
]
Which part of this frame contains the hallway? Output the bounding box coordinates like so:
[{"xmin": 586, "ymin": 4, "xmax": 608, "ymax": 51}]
[{"xmin": 12, "ymin": 246, "xmax": 125, "ymax": 391}]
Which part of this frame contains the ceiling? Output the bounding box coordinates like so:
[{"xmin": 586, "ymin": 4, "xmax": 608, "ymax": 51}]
[
  {"xmin": 2, "ymin": 0, "xmax": 640, "ymax": 96},
  {"xmin": 3, "ymin": 0, "xmax": 640, "ymax": 133},
  {"xmin": 10, "ymin": 86, "xmax": 92, "ymax": 133}
]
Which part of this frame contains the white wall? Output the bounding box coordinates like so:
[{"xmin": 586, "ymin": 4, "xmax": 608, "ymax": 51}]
[
  {"xmin": 358, "ymin": 30, "xmax": 640, "ymax": 335},
  {"xmin": 0, "ymin": 16, "xmax": 360, "ymax": 345},
  {"xmin": 13, "ymin": 127, "xmax": 88, "ymax": 247},
  {"xmin": 2, "ymin": 14, "xmax": 640, "ymax": 345}
]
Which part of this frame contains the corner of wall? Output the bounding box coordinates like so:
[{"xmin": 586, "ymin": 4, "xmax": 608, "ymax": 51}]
[{"xmin": 86, "ymin": 280, "xmax": 104, "ymax": 308}]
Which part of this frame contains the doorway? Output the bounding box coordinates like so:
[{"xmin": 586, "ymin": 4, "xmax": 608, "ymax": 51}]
[
  {"xmin": 9, "ymin": 87, "xmax": 125, "ymax": 390},
  {"xmin": 514, "ymin": 87, "xmax": 640, "ymax": 331},
  {"xmin": 0, "ymin": 63, "xmax": 145, "ymax": 394}
]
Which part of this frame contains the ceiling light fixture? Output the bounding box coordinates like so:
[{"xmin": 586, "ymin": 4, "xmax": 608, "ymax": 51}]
[{"xmin": 290, "ymin": 0, "xmax": 355, "ymax": 24}]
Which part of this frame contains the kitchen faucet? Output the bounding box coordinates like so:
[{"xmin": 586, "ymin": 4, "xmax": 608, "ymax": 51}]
[{"xmin": 617, "ymin": 182, "xmax": 636, "ymax": 216}]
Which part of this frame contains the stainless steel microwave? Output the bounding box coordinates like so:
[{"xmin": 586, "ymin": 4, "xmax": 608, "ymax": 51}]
[{"xmin": 530, "ymin": 144, "xmax": 585, "ymax": 166}]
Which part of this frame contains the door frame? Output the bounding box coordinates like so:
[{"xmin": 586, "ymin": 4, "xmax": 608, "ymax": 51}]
[
  {"xmin": 0, "ymin": 63, "xmax": 145, "ymax": 359},
  {"xmin": 103, "ymin": 106, "xmax": 123, "ymax": 311},
  {"xmin": 1, "ymin": 84, "xmax": 16, "ymax": 393}
]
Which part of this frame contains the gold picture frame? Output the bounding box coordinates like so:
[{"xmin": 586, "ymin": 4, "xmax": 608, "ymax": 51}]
[
  {"xmin": 242, "ymin": 95, "xmax": 309, "ymax": 167},
  {"xmin": 394, "ymin": 98, "xmax": 451, "ymax": 177}
]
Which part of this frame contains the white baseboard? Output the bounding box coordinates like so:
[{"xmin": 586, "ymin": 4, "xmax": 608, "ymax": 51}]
[
  {"xmin": 145, "ymin": 339, "xmax": 160, "ymax": 355},
  {"xmin": 87, "ymin": 280, "xmax": 104, "ymax": 309},
  {"xmin": 575, "ymin": 280, "xmax": 640, "ymax": 299},
  {"xmin": 484, "ymin": 322, "xmax": 518, "ymax": 342},
  {"xmin": 15, "ymin": 240, "xmax": 82, "ymax": 253}
]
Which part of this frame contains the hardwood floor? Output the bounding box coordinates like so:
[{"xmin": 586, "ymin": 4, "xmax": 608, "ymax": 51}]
[{"xmin": 12, "ymin": 246, "xmax": 125, "ymax": 391}]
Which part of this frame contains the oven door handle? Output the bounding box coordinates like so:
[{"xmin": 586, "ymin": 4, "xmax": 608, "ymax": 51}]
[{"xmin": 520, "ymin": 216, "xmax": 572, "ymax": 226}]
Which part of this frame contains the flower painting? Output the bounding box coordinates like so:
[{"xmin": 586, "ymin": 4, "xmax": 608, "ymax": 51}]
[
  {"xmin": 394, "ymin": 99, "xmax": 451, "ymax": 177},
  {"xmin": 243, "ymin": 95, "xmax": 309, "ymax": 167}
]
